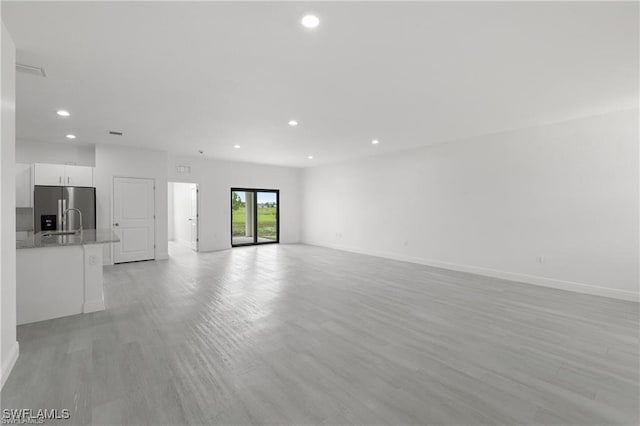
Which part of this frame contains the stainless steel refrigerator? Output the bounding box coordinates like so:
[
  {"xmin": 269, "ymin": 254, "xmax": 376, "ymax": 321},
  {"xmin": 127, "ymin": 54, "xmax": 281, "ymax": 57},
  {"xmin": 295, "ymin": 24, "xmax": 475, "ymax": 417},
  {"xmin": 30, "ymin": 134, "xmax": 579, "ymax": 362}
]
[{"xmin": 34, "ymin": 186, "xmax": 96, "ymax": 232}]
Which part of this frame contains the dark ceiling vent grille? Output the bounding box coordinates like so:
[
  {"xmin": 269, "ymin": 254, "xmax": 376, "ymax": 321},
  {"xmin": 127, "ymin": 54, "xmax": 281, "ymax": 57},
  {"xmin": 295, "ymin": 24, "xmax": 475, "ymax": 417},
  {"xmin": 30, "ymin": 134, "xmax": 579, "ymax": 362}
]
[
  {"xmin": 108, "ymin": 131, "xmax": 123, "ymax": 136},
  {"xmin": 16, "ymin": 63, "xmax": 47, "ymax": 77}
]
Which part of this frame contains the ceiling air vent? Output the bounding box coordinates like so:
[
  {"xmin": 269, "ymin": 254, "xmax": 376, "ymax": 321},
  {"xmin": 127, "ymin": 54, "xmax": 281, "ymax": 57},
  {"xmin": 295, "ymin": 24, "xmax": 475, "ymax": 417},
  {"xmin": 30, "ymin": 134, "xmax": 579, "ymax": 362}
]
[
  {"xmin": 16, "ymin": 63, "xmax": 47, "ymax": 77},
  {"xmin": 108, "ymin": 131, "xmax": 123, "ymax": 136}
]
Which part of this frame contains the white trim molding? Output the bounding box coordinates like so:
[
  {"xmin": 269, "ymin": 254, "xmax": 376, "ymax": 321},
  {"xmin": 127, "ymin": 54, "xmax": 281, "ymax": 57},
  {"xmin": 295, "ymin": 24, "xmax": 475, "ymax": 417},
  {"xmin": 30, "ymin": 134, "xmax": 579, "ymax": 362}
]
[
  {"xmin": 304, "ymin": 241, "xmax": 639, "ymax": 303},
  {"xmin": 83, "ymin": 299, "xmax": 105, "ymax": 314},
  {"xmin": 1, "ymin": 342, "xmax": 19, "ymax": 390}
]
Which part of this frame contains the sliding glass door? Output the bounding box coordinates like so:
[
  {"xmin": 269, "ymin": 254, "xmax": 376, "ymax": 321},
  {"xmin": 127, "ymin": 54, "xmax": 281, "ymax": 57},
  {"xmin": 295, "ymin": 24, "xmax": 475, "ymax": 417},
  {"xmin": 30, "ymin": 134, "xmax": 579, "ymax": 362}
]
[
  {"xmin": 231, "ymin": 188, "xmax": 279, "ymax": 246},
  {"xmin": 231, "ymin": 190, "xmax": 253, "ymax": 245},
  {"xmin": 256, "ymin": 191, "xmax": 278, "ymax": 242}
]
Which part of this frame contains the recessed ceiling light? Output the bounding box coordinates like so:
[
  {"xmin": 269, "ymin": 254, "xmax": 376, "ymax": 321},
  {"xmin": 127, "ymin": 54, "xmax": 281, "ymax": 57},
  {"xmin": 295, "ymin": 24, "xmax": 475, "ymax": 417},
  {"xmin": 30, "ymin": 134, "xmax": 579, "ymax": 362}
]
[
  {"xmin": 56, "ymin": 110, "xmax": 70, "ymax": 117},
  {"xmin": 288, "ymin": 120, "xmax": 298, "ymax": 127},
  {"xmin": 371, "ymin": 139, "xmax": 380, "ymax": 145},
  {"xmin": 301, "ymin": 15, "xmax": 320, "ymax": 29},
  {"xmin": 233, "ymin": 144, "xmax": 241, "ymax": 149},
  {"xmin": 65, "ymin": 134, "xmax": 76, "ymax": 139},
  {"xmin": 307, "ymin": 155, "xmax": 314, "ymax": 160}
]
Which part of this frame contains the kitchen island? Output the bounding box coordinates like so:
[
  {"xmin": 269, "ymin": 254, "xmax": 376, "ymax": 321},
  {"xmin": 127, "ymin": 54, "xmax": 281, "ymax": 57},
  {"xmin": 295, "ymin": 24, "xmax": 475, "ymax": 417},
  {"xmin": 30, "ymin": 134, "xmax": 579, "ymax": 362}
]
[{"xmin": 16, "ymin": 229, "xmax": 120, "ymax": 325}]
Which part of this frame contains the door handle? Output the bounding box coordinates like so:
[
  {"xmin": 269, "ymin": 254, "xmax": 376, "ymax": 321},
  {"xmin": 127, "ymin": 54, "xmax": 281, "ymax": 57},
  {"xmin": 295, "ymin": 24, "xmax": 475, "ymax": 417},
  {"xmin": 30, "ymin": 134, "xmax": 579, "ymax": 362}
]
[
  {"xmin": 57, "ymin": 199, "xmax": 62, "ymax": 230},
  {"xmin": 59, "ymin": 176, "xmax": 62, "ymax": 184},
  {"xmin": 67, "ymin": 176, "xmax": 70, "ymax": 185},
  {"xmin": 113, "ymin": 223, "xmax": 120, "ymax": 227},
  {"xmin": 62, "ymin": 199, "xmax": 67, "ymax": 231}
]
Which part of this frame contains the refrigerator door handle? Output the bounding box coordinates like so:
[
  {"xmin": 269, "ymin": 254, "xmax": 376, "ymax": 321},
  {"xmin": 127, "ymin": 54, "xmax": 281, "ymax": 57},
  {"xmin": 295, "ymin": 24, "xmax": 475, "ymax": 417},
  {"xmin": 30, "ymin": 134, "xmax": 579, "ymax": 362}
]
[
  {"xmin": 57, "ymin": 199, "xmax": 62, "ymax": 231},
  {"xmin": 62, "ymin": 199, "xmax": 67, "ymax": 231}
]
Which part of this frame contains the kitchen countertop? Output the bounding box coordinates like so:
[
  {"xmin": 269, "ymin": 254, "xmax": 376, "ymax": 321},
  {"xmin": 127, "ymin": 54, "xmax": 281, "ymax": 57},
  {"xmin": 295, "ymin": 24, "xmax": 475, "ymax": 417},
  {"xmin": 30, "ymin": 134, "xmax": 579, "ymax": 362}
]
[{"xmin": 17, "ymin": 229, "xmax": 120, "ymax": 249}]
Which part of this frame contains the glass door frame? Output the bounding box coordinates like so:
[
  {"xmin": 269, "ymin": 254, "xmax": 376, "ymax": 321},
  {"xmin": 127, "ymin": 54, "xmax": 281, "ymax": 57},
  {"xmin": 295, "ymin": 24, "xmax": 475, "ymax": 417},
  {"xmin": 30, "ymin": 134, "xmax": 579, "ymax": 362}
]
[{"xmin": 230, "ymin": 188, "xmax": 280, "ymax": 247}]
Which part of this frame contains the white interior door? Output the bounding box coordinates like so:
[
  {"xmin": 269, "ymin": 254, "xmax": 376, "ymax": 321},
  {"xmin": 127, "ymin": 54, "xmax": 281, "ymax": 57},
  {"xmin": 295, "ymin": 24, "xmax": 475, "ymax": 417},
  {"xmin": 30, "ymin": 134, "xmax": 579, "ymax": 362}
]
[
  {"xmin": 189, "ymin": 184, "xmax": 198, "ymax": 251},
  {"xmin": 113, "ymin": 177, "xmax": 155, "ymax": 263}
]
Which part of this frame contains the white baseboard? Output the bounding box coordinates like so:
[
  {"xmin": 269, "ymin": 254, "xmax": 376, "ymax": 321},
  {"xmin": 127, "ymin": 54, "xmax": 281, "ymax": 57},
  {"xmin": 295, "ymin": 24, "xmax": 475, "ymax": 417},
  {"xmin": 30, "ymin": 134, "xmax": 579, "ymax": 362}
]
[
  {"xmin": 83, "ymin": 299, "xmax": 105, "ymax": 313},
  {"xmin": 1, "ymin": 342, "xmax": 19, "ymax": 390},
  {"xmin": 302, "ymin": 240, "xmax": 639, "ymax": 302},
  {"xmin": 199, "ymin": 245, "xmax": 231, "ymax": 253},
  {"xmin": 155, "ymin": 251, "xmax": 169, "ymax": 260}
]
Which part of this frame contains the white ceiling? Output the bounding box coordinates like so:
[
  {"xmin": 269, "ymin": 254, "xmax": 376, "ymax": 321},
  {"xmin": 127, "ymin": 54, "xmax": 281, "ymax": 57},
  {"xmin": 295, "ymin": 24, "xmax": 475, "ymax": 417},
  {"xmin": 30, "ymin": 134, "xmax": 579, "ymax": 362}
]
[{"xmin": 3, "ymin": 1, "xmax": 638, "ymax": 168}]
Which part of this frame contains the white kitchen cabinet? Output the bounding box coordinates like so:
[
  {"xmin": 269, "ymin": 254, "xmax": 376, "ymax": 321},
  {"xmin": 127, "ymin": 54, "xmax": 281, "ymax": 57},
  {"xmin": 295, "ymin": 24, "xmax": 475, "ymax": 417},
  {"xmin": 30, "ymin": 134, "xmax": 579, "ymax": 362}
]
[
  {"xmin": 33, "ymin": 163, "xmax": 94, "ymax": 187},
  {"xmin": 15, "ymin": 163, "xmax": 33, "ymax": 207},
  {"xmin": 64, "ymin": 165, "xmax": 93, "ymax": 187},
  {"xmin": 33, "ymin": 163, "xmax": 65, "ymax": 186}
]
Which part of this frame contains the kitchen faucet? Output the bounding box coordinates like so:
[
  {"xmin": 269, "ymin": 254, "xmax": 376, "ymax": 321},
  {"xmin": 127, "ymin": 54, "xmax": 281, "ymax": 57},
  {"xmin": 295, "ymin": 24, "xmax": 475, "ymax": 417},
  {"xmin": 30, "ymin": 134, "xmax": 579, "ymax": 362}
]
[{"xmin": 62, "ymin": 208, "xmax": 83, "ymax": 233}]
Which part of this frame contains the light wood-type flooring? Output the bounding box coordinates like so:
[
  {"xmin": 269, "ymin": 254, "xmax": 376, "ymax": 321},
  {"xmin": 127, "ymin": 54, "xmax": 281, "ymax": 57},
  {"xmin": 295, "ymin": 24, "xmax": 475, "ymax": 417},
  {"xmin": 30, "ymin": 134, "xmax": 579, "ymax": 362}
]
[{"xmin": 2, "ymin": 243, "xmax": 638, "ymax": 425}]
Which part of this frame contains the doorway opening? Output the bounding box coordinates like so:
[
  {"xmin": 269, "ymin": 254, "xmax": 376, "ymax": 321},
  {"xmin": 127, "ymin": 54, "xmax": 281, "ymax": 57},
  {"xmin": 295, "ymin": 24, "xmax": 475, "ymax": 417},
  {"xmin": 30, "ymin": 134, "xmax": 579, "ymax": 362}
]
[
  {"xmin": 231, "ymin": 188, "xmax": 279, "ymax": 246},
  {"xmin": 168, "ymin": 182, "xmax": 199, "ymax": 253}
]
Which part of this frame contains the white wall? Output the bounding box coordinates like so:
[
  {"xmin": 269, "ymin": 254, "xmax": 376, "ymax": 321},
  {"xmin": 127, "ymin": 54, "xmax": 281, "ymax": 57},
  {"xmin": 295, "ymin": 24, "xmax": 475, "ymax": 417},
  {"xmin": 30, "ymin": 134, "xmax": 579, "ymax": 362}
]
[
  {"xmin": 0, "ymin": 20, "xmax": 18, "ymax": 389},
  {"xmin": 95, "ymin": 144, "xmax": 168, "ymax": 264},
  {"xmin": 302, "ymin": 109, "xmax": 639, "ymax": 301},
  {"xmin": 16, "ymin": 139, "xmax": 95, "ymax": 166},
  {"xmin": 167, "ymin": 156, "xmax": 301, "ymax": 252},
  {"xmin": 167, "ymin": 183, "xmax": 175, "ymax": 241},
  {"xmin": 168, "ymin": 182, "xmax": 194, "ymax": 247}
]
